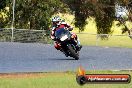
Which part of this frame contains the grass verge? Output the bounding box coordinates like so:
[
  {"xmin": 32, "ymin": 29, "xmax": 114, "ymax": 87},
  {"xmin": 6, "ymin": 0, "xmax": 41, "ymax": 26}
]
[
  {"xmin": 77, "ymin": 34, "xmax": 132, "ymax": 48},
  {"xmin": 0, "ymin": 70, "xmax": 132, "ymax": 88}
]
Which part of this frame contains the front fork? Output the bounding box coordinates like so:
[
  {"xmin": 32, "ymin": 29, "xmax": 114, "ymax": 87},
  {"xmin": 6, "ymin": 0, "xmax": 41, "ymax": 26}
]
[
  {"xmin": 59, "ymin": 39, "xmax": 78, "ymax": 56},
  {"xmin": 59, "ymin": 44, "xmax": 69, "ymax": 56}
]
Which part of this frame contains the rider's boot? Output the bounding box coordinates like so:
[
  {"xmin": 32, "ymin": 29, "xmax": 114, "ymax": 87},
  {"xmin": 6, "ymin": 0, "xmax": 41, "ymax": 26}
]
[
  {"xmin": 75, "ymin": 39, "xmax": 82, "ymax": 51},
  {"xmin": 77, "ymin": 44, "xmax": 82, "ymax": 51}
]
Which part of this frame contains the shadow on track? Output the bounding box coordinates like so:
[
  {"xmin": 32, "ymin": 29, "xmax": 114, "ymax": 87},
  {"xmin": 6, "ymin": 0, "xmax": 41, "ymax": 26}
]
[{"xmin": 49, "ymin": 58, "xmax": 76, "ymax": 60}]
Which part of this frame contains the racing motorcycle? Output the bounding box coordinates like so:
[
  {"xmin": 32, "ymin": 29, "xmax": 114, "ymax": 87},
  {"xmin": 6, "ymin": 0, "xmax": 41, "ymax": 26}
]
[{"xmin": 55, "ymin": 28, "xmax": 79, "ymax": 60}]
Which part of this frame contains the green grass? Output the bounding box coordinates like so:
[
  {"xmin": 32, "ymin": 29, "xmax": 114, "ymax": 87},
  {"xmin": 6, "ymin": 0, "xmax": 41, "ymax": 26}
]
[
  {"xmin": 77, "ymin": 34, "xmax": 132, "ymax": 48},
  {"xmin": 0, "ymin": 71, "xmax": 132, "ymax": 88}
]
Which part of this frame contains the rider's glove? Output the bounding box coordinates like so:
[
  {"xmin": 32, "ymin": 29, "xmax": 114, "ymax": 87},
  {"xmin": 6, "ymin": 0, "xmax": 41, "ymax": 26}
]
[
  {"xmin": 51, "ymin": 36, "xmax": 55, "ymax": 40},
  {"xmin": 52, "ymin": 37, "xmax": 57, "ymax": 41},
  {"xmin": 68, "ymin": 27, "xmax": 73, "ymax": 31}
]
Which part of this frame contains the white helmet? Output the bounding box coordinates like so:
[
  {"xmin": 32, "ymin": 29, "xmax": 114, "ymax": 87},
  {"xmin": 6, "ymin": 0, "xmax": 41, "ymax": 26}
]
[{"xmin": 51, "ymin": 16, "xmax": 61, "ymax": 25}]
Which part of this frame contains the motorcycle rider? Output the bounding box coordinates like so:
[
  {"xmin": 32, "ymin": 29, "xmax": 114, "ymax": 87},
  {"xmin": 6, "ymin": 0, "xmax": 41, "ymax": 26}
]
[{"xmin": 50, "ymin": 16, "xmax": 82, "ymax": 53}]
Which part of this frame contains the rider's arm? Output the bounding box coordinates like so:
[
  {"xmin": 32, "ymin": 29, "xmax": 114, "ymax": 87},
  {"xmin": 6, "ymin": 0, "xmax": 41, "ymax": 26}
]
[
  {"xmin": 61, "ymin": 22, "xmax": 73, "ymax": 31},
  {"xmin": 51, "ymin": 27, "xmax": 56, "ymax": 40}
]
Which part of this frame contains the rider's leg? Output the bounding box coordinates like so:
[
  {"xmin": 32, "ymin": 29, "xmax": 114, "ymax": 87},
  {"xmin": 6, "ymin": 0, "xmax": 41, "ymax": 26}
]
[
  {"xmin": 54, "ymin": 41, "xmax": 68, "ymax": 57},
  {"xmin": 71, "ymin": 33, "xmax": 82, "ymax": 51},
  {"xmin": 54, "ymin": 41, "xmax": 61, "ymax": 50},
  {"xmin": 76, "ymin": 37, "xmax": 82, "ymax": 51}
]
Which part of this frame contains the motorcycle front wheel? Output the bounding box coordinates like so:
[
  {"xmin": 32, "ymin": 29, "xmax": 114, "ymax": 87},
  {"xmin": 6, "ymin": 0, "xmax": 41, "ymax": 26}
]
[{"xmin": 67, "ymin": 44, "xmax": 79, "ymax": 60}]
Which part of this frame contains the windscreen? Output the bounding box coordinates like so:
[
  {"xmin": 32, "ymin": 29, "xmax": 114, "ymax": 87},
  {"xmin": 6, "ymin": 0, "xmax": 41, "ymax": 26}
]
[{"xmin": 55, "ymin": 28, "xmax": 70, "ymax": 39}]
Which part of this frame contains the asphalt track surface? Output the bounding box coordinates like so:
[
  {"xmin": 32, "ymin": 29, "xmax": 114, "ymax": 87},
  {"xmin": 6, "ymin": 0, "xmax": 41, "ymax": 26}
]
[{"xmin": 0, "ymin": 42, "xmax": 132, "ymax": 73}]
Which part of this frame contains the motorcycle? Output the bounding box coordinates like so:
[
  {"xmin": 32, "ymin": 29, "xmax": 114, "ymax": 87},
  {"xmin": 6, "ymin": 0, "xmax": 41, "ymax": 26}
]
[{"xmin": 55, "ymin": 28, "xmax": 79, "ymax": 60}]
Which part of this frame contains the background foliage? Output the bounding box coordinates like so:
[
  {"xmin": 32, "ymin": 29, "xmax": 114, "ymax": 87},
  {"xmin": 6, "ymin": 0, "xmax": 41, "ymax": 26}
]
[{"xmin": 0, "ymin": 0, "xmax": 132, "ymax": 35}]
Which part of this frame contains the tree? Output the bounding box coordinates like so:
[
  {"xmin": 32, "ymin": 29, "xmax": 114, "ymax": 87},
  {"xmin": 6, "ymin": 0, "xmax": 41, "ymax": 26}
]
[
  {"xmin": 1, "ymin": 0, "xmax": 132, "ymax": 36},
  {"xmin": 63, "ymin": 0, "xmax": 115, "ymax": 35},
  {"xmin": 0, "ymin": 0, "xmax": 67, "ymax": 31},
  {"xmin": 115, "ymin": 0, "xmax": 132, "ymax": 38},
  {"xmin": 12, "ymin": 0, "xmax": 65, "ymax": 30},
  {"xmin": 121, "ymin": 1, "xmax": 132, "ymax": 21},
  {"xmin": 0, "ymin": 0, "xmax": 6, "ymax": 10},
  {"xmin": 0, "ymin": 0, "xmax": 9, "ymax": 28},
  {"xmin": 63, "ymin": 0, "xmax": 132, "ymax": 37}
]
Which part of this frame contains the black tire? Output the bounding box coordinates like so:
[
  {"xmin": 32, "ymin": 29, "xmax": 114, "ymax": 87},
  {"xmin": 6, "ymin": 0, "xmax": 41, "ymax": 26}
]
[
  {"xmin": 67, "ymin": 44, "xmax": 79, "ymax": 60},
  {"xmin": 76, "ymin": 75, "xmax": 87, "ymax": 85}
]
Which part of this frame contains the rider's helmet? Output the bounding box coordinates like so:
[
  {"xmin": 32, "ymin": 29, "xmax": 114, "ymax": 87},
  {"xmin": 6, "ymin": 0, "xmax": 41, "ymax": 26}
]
[{"xmin": 51, "ymin": 16, "xmax": 61, "ymax": 26}]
